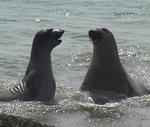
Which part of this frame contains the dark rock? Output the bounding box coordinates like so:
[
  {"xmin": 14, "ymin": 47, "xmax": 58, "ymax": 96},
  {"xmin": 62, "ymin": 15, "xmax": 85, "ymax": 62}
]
[{"xmin": 0, "ymin": 114, "xmax": 53, "ymax": 127}]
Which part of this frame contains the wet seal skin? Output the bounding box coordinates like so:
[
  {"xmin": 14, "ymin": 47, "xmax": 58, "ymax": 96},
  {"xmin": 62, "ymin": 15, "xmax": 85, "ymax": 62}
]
[
  {"xmin": 0, "ymin": 28, "xmax": 64, "ymax": 102},
  {"xmin": 80, "ymin": 28, "xmax": 149, "ymax": 103}
]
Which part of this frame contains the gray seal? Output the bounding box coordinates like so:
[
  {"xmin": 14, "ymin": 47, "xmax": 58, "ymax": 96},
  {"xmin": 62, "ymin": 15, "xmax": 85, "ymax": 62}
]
[
  {"xmin": 80, "ymin": 28, "xmax": 149, "ymax": 98},
  {"xmin": 0, "ymin": 28, "xmax": 64, "ymax": 101}
]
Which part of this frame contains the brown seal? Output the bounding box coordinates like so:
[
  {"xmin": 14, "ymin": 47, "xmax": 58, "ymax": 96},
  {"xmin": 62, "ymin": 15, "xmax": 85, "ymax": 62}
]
[
  {"xmin": 80, "ymin": 28, "xmax": 149, "ymax": 97},
  {"xmin": 0, "ymin": 28, "xmax": 64, "ymax": 101}
]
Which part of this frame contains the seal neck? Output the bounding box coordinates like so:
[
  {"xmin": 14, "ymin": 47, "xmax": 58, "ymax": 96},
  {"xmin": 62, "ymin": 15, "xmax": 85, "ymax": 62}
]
[
  {"xmin": 31, "ymin": 37, "xmax": 52, "ymax": 60},
  {"xmin": 26, "ymin": 42, "xmax": 53, "ymax": 74},
  {"xmin": 30, "ymin": 47, "xmax": 51, "ymax": 64},
  {"xmin": 92, "ymin": 41, "xmax": 121, "ymax": 67}
]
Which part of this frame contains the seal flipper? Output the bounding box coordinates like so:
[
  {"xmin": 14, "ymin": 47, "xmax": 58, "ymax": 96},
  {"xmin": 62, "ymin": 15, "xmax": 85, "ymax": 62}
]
[
  {"xmin": 0, "ymin": 81, "xmax": 26, "ymax": 101},
  {"xmin": 0, "ymin": 71, "xmax": 38, "ymax": 101},
  {"xmin": 22, "ymin": 70, "xmax": 55, "ymax": 101},
  {"xmin": 21, "ymin": 71, "xmax": 41, "ymax": 101},
  {"xmin": 126, "ymin": 73, "xmax": 150, "ymax": 96}
]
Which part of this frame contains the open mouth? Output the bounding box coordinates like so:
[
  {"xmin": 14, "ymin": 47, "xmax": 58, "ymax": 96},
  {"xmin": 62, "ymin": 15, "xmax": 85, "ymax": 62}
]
[{"xmin": 52, "ymin": 29, "xmax": 64, "ymax": 44}]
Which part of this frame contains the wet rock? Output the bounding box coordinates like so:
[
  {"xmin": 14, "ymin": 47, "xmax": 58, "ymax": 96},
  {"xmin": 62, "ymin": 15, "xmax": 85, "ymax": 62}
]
[{"xmin": 0, "ymin": 114, "xmax": 53, "ymax": 127}]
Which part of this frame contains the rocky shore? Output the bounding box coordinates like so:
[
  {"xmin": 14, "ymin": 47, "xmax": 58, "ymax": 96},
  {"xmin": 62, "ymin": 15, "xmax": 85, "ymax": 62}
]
[{"xmin": 0, "ymin": 114, "xmax": 53, "ymax": 127}]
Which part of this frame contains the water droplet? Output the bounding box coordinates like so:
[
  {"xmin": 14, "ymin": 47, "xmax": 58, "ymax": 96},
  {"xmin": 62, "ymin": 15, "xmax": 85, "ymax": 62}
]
[
  {"xmin": 35, "ymin": 18, "xmax": 40, "ymax": 22},
  {"xmin": 65, "ymin": 13, "xmax": 70, "ymax": 17}
]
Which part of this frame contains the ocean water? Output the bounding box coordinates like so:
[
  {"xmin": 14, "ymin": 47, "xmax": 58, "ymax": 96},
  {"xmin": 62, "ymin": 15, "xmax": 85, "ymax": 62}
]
[{"xmin": 0, "ymin": 0, "xmax": 150, "ymax": 127}]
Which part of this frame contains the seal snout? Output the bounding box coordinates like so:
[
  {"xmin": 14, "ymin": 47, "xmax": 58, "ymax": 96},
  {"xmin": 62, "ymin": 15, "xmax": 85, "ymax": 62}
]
[
  {"xmin": 51, "ymin": 29, "xmax": 64, "ymax": 40},
  {"xmin": 101, "ymin": 28, "xmax": 110, "ymax": 33},
  {"xmin": 49, "ymin": 28, "xmax": 64, "ymax": 46},
  {"xmin": 89, "ymin": 28, "xmax": 111, "ymax": 41},
  {"xmin": 89, "ymin": 29, "xmax": 102, "ymax": 41}
]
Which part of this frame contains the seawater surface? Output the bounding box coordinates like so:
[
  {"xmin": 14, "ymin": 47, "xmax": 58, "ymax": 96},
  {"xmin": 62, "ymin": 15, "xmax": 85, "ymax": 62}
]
[{"xmin": 0, "ymin": 0, "xmax": 150, "ymax": 127}]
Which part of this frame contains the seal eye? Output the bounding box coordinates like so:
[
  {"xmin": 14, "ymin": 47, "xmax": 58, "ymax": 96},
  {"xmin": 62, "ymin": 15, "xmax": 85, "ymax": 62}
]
[
  {"xmin": 102, "ymin": 28, "xmax": 109, "ymax": 33},
  {"xmin": 47, "ymin": 29, "xmax": 53, "ymax": 34}
]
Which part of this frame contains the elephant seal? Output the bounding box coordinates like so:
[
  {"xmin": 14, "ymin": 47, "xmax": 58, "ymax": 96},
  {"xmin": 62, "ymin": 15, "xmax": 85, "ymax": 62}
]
[
  {"xmin": 0, "ymin": 28, "xmax": 64, "ymax": 101},
  {"xmin": 80, "ymin": 28, "xmax": 149, "ymax": 98}
]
